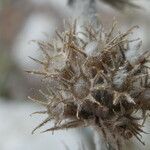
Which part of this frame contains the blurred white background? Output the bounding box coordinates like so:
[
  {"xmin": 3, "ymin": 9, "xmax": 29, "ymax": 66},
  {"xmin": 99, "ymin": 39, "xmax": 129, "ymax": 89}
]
[{"xmin": 0, "ymin": 0, "xmax": 150, "ymax": 150}]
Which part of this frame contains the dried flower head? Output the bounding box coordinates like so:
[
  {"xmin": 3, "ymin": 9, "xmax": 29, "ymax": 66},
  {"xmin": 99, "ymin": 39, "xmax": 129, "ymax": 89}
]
[{"xmin": 27, "ymin": 20, "xmax": 150, "ymax": 150}]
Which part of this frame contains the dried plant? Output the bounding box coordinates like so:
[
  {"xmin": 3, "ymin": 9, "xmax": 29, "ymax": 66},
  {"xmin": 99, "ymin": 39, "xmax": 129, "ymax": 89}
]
[{"xmin": 27, "ymin": 20, "xmax": 150, "ymax": 150}]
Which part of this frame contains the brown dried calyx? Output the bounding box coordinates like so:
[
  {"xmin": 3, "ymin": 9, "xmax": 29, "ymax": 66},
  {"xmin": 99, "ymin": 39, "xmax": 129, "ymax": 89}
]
[{"xmin": 27, "ymin": 20, "xmax": 150, "ymax": 150}]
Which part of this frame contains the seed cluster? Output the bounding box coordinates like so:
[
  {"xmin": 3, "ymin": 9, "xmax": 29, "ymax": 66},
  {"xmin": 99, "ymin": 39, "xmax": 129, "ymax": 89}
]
[{"xmin": 28, "ymin": 20, "xmax": 150, "ymax": 150}]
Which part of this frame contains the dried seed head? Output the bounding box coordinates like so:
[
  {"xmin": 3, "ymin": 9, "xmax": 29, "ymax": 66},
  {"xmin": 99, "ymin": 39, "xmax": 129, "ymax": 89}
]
[{"xmin": 28, "ymin": 20, "xmax": 150, "ymax": 150}]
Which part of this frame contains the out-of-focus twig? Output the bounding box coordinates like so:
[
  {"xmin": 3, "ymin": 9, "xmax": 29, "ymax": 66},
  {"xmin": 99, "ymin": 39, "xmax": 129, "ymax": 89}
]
[
  {"xmin": 68, "ymin": 0, "xmax": 140, "ymax": 10},
  {"xmin": 101, "ymin": 0, "xmax": 140, "ymax": 9}
]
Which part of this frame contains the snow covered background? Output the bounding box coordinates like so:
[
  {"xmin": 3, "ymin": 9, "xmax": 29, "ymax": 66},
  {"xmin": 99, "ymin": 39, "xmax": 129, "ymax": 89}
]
[
  {"xmin": 0, "ymin": 99, "xmax": 94, "ymax": 150},
  {"xmin": 0, "ymin": 0, "xmax": 150, "ymax": 150}
]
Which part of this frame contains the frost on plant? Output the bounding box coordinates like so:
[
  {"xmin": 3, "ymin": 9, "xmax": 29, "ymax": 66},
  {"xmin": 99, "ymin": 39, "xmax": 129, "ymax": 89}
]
[{"xmin": 27, "ymin": 20, "xmax": 150, "ymax": 150}]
